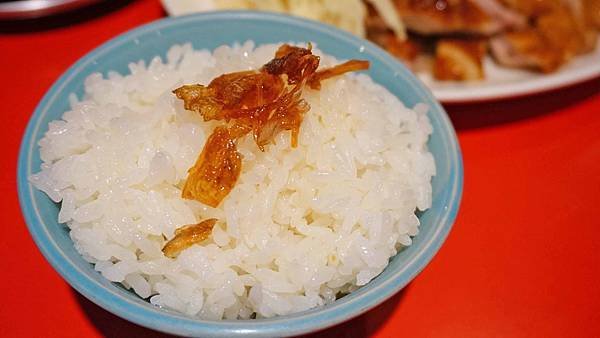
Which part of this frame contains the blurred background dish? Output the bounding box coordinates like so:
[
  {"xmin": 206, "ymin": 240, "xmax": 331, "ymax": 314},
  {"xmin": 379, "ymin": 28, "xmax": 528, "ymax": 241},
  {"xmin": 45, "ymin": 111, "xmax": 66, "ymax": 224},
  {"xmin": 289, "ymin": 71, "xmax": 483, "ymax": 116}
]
[
  {"xmin": 160, "ymin": 0, "xmax": 600, "ymax": 102},
  {"xmin": 0, "ymin": 0, "xmax": 101, "ymax": 20},
  {"xmin": 420, "ymin": 46, "xmax": 600, "ymax": 102}
]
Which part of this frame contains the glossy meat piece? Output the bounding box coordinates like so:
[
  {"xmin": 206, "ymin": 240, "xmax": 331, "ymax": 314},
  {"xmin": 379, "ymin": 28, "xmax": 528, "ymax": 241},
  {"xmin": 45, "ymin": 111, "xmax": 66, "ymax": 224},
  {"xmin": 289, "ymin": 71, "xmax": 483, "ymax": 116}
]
[
  {"xmin": 380, "ymin": 35, "xmax": 422, "ymax": 63},
  {"xmin": 394, "ymin": 0, "xmax": 524, "ymax": 35},
  {"xmin": 471, "ymin": 0, "xmax": 527, "ymax": 28},
  {"xmin": 563, "ymin": 0, "xmax": 599, "ymax": 52},
  {"xmin": 433, "ymin": 39, "xmax": 486, "ymax": 80},
  {"xmin": 584, "ymin": 0, "xmax": 600, "ymax": 28},
  {"xmin": 491, "ymin": 0, "xmax": 597, "ymax": 72},
  {"xmin": 366, "ymin": 0, "xmax": 408, "ymax": 40},
  {"xmin": 365, "ymin": 2, "xmax": 422, "ymax": 65},
  {"xmin": 498, "ymin": 0, "xmax": 561, "ymax": 17},
  {"xmin": 490, "ymin": 30, "xmax": 563, "ymax": 72},
  {"xmin": 498, "ymin": 0, "xmax": 596, "ymax": 53},
  {"xmin": 536, "ymin": 9, "xmax": 591, "ymax": 57}
]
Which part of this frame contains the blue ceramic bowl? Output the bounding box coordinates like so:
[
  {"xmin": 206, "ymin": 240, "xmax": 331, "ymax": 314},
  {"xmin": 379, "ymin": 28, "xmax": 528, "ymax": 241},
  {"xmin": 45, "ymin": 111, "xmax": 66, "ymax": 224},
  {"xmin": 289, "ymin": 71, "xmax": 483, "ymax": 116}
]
[{"xmin": 18, "ymin": 11, "xmax": 462, "ymax": 338}]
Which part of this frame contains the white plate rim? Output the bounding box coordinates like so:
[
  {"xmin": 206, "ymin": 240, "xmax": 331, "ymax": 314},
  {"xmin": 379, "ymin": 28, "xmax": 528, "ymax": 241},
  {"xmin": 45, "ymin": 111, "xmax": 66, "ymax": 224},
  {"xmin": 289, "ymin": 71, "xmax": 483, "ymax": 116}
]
[{"xmin": 432, "ymin": 61, "xmax": 600, "ymax": 103}]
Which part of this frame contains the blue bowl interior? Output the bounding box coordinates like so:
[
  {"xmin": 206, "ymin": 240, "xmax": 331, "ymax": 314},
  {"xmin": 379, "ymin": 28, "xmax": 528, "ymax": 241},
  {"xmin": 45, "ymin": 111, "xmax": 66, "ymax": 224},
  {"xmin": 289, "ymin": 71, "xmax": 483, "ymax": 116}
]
[{"xmin": 18, "ymin": 11, "xmax": 462, "ymax": 338}]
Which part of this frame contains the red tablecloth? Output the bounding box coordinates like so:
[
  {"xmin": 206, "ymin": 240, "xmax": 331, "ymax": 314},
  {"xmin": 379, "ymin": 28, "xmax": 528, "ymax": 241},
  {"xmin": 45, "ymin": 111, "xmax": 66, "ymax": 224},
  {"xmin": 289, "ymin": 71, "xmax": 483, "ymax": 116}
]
[{"xmin": 2, "ymin": 1, "xmax": 599, "ymax": 337}]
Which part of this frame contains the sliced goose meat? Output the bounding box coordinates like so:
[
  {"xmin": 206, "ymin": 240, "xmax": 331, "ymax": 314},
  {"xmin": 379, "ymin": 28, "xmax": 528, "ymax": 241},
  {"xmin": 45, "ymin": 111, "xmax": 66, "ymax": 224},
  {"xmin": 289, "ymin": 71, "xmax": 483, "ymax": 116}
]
[
  {"xmin": 583, "ymin": 0, "xmax": 600, "ymax": 28},
  {"xmin": 490, "ymin": 30, "xmax": 563, "ymax": 73},
  {"xmin": 471, "ymin": 0, "xmax": 527, "ymax": 29},
  {"xmin": 561, "ymin": 0, "xmax": 598, "ymax": 52},
  {"xmin": 394, "ymin": 0, "xmax": 525, "ymax": 36},
  {"xmin": 491, "ymin": 0, "xmax": 597, "ymax": 72},
  {"xmin": 433, "ymin": 39, "xmax": 487, "ymax": 80},
  {"xmin": 365, "ymin": 2, "xmax": 422, "ymax": 65}
]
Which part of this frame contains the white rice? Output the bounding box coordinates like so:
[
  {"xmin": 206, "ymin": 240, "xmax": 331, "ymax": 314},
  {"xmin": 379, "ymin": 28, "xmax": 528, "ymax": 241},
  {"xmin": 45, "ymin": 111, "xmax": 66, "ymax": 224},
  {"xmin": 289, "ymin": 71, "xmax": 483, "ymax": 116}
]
[{"xmin": 30, "ymin": 41, "xmax": 435, "ymax": 319}]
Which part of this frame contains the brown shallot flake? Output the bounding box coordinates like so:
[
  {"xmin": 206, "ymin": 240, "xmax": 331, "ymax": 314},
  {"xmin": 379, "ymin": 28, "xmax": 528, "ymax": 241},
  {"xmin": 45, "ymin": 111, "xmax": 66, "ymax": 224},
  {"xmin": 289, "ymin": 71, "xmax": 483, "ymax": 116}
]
[
  {"xmin": 307, "ymin": 60, "xmax": 370, "ymax": 90},
  {"xmin": 162, "ymin": 218, "xmax": 217, "ymax": 258},
  {"xmin": 173, "ymin": 43, "xmax": 369, "ymax": 208},
  {"xmin": 181, "ymin": 126, "xmax": 242, "ymax": 208},
  {"xmin": 262, "ymin": 44, "xmax": 320, "ymax": 85}
]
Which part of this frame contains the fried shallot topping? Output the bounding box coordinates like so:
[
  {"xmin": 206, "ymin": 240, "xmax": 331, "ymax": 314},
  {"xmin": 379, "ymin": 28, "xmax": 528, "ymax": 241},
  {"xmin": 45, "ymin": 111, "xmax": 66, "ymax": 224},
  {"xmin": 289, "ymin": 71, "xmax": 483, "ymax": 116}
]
[
  {"xmin": 173, "ymin": 44, "xmax": 369, "ymax": 208},
  {"xmin": 307, "ymin": 60, "xmax": 370, "ymax": 90},
  {"xmin": 162, "ymin": 218, "xmax": 217, "ymax": 258},
  {"xmin": 181, "ymin": 127, "xmax": 242, "ymax": 208}
]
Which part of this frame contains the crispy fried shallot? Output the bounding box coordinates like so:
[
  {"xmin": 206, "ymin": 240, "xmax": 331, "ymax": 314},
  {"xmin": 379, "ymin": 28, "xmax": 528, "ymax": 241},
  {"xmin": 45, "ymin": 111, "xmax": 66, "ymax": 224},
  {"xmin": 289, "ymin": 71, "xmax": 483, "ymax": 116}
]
[
  {"xmin": 162, "ymin": 218, "xmax": 217, "ymax": 258},
  {"xmin": 181, "ymin": 127, "xmax": 242, "ymax": 208},
  {"xmin": 307, "ymin": 60, "xmax": 370, "ymax": 89},
  {"xmin": 173, "ymin": 44, "xmax": 369, "ymax": 208}
]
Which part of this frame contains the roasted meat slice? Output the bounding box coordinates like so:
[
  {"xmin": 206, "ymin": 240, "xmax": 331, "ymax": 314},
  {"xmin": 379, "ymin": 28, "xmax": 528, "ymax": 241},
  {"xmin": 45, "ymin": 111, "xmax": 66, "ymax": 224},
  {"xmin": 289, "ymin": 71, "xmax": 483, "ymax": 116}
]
[
  {"xmin": 563, "ymin": 0, "xmax": 599, "ymax": 52},
  {"xmin": 583, "ymin": 0, "xmax": 600, "ymax": 28},
  {"xmin": 394, "ymin": 0, "xmax": 525, "ymax": 35},
  {"xmin": 471, "ymin": 0, "xmax": 527, "ymax": 28},
  {"xmin": 536, "ymin": 9, "xmax": 590, "ymax": 58},
  {"xmin": 498, "ymin": 0, "xmax": 597, "ymax": 53},
  {"xmin": 380, "ymin": 35, "xmax": 422, "ymax": 63},
  {"xmin": 433, "ymin": 39, "xmax": 487, "ymax": 80},
  {"xmin": 365, "ymin": 1, "xmax": 422, "ymax": 65},
  {"xmin": 366, "ymin": 0, "xmax": 407, "ymax": 40},
  {"xmin": 490, "ymin": 0, "xmax": 597, "ymax": 72},
  {"xmin": 490, "ymin": 30, "xmax": 563, "ymax": 72},
  {"xmin": 497, "ymin": 0, "xmax": 561, "ymax": 17}
]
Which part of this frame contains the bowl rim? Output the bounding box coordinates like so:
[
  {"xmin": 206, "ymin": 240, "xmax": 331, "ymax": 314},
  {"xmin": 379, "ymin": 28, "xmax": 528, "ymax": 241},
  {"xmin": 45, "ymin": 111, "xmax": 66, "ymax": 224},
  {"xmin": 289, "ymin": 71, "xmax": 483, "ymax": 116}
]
[{"xmin": 17, "ymin": 10, "xmax": 463, "ymax": 338}]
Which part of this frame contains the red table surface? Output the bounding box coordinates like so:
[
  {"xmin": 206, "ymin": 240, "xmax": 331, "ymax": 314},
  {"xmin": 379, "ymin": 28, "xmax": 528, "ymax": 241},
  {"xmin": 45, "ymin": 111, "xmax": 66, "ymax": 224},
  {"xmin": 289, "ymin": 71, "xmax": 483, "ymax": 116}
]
[{"xmin": 2, "ymin": 1, "xmax": 599, "ymax": 337}]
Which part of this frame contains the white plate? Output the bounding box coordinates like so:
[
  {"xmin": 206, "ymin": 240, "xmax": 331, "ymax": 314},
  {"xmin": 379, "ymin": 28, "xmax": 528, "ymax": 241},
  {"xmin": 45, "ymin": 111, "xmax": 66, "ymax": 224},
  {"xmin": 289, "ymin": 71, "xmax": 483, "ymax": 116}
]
[{"xmin": 419, "ymin": 38, "xmax": 600, "ymax": 103}]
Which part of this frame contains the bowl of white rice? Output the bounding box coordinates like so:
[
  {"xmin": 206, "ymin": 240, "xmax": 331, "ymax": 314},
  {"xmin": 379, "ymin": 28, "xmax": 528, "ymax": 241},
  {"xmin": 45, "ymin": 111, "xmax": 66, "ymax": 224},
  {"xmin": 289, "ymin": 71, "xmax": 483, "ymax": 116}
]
[{"xmin": 17, "ymin": 11, "xmax": 462, "ymax": 337}]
